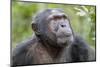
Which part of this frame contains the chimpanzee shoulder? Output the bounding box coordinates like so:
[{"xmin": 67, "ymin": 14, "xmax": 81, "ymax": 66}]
[
  {"xmin": 69, "ymin": 35, "xmax": 95, "ymax": 62},
  {"xmin": 12, "ymin": 37, "xmax": 39, "ymax": 66}
]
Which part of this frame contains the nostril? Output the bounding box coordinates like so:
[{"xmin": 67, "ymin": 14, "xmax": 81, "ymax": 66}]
[{"xmin": 61, "ymin": 25, "xmax": 66, "ymax": 27}]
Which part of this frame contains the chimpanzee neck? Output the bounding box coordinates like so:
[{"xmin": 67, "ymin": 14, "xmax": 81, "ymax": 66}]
[
  {"xmin": 37, "ymin": 35, "xmax": 66, "ymax": 58},
  {"xmin": 47, "ymin": 45, "xmax": 65, "ymax": 58},
  {"xmin": 41, "ymin": 40, "xmax": 66, "ymax": 58}
]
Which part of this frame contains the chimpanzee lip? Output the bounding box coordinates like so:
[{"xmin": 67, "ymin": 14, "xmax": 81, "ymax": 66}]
[{"xmin": 57, "ymin": 34, "xmax": 71, "ymax": 38}]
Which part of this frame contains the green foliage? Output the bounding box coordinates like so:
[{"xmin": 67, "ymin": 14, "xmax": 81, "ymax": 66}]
[
  {"xmin": 12, "ymin": 2, "xmax": 96, "ymax": 48},
  {"xmin": 73, "ymin": 6, "xmax": 96, "ymax": 47}
]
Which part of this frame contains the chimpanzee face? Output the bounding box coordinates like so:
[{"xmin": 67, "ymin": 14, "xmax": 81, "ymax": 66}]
[
  {"xmin": 32, "ymin": 9, "xmax": 74, "ymax": 47},
  {"xmin": 46, "ymin": 9, "xmax": 74, "ymax": 46}
]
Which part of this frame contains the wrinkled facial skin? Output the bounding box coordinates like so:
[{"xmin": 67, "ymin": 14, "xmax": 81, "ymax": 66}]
[{"xmin": 47, "ymin": 10, "xmax": 74, "ymax": 46}]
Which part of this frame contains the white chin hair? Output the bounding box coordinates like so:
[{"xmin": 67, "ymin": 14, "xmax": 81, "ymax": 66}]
[
  {"xmin": 57, "ymin": 38, "xmax": 67, "ymax": 45},
  {"xmin": 57, "ymin": 36, "xmax": 74, "ymax": 45}
]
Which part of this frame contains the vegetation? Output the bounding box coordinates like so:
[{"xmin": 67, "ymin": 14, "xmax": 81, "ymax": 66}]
[{"xmin": 12, "ymin": 2, "xmax": 96, "ymax": 48}]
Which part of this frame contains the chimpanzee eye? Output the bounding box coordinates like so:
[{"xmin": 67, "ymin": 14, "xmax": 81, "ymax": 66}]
[
  {"xmin": 62, "ymin": 15, "xmax": 67, "ymax": 19},
  {"xmin": 53, "ymin": 16, "xmax": 62, "ymax": 20}
]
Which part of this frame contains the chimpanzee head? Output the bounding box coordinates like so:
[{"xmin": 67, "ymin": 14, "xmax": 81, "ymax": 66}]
[{"xmin": 32, "ymin": 8, "xmax": 74, "ymax": 47}]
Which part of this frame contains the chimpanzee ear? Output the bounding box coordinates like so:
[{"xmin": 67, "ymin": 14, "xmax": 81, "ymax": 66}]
[
  {"xmin": 31, "ymin": 22, "xmax": 41, "ymax": 36},
  {"xmin": 31, "ymin": 22, "xmax": 38, "ymax": 32}
]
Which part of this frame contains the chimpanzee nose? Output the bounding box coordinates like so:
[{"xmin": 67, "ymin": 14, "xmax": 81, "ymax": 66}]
[
  {"xmin": 60, "ymin": 24, "xmax": 66, "ymax": 27},
  {"xmin": 60, "ymin": 23, "xmax": 66, "ymax": 28}
]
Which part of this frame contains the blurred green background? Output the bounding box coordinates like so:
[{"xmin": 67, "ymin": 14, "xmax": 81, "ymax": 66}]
[{"xmin": 12, "ymin": 1, "xmax": 96, "ymax": 48}]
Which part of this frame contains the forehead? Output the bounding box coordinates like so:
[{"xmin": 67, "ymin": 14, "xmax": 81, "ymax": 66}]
[
  {"xmin": 51, "ymin": 10, "xmax": 61, "ymax": 13},
  {"xmin": 50, "ymin": 9, "xmax": 64, "ymax": 14},
  {"xmin": 46, "ymin": 9, "xmax": 66, "ymax": 19}
]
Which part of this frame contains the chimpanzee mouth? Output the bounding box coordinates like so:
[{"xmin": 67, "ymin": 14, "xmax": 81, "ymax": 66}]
[
  {"xmin": 57, "ymin": 36, "xmax": 71, "ymax": 43},
  {"xmin": 57, "ymin": 34, "xmax": 72, "ymax": 38}
]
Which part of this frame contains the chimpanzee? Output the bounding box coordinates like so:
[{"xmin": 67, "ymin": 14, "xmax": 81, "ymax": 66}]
[{"xmin": 12, "ymin": 8, "xmax": 95, "ymax": 67}]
